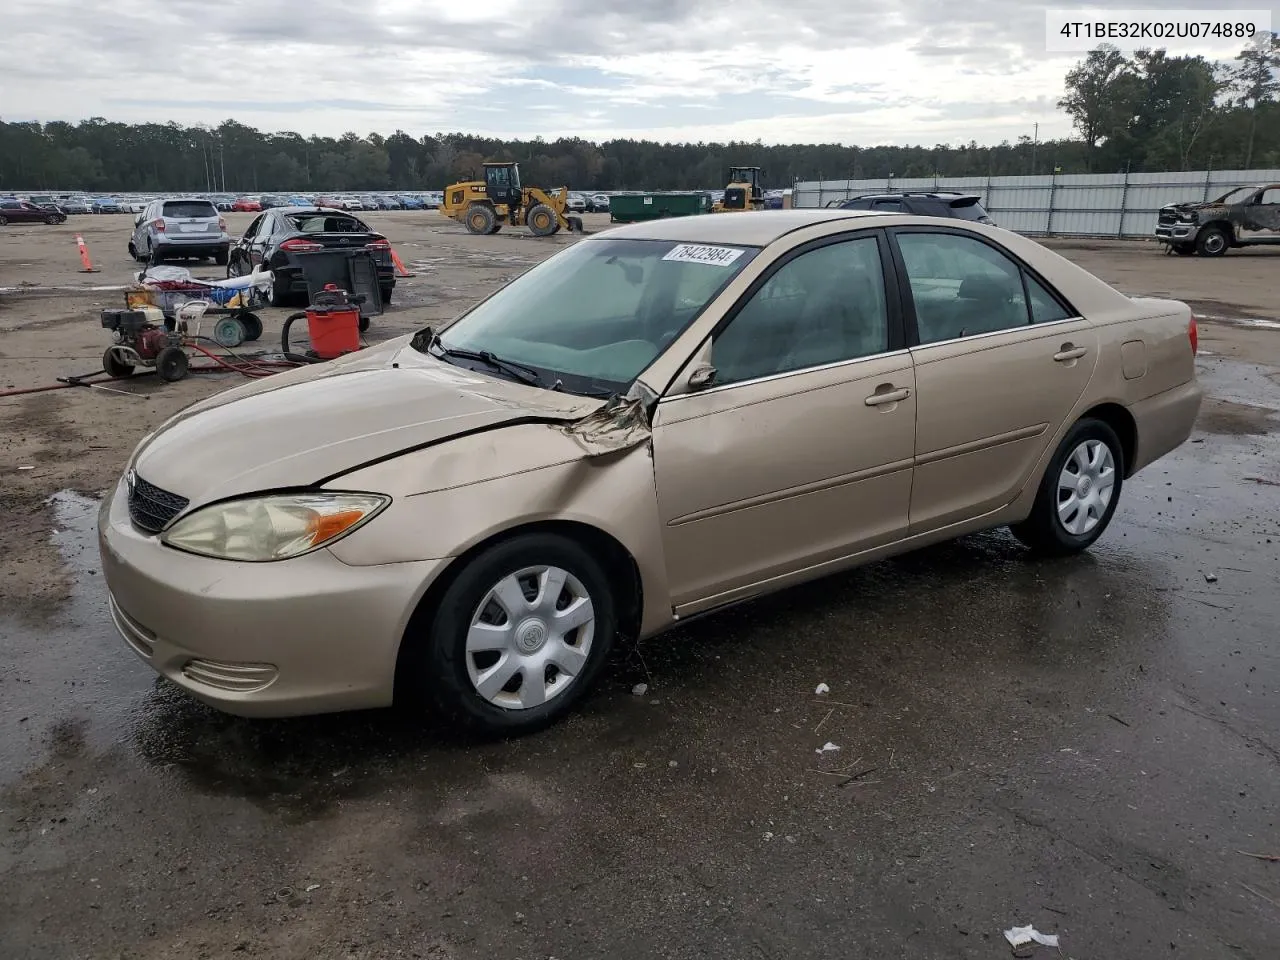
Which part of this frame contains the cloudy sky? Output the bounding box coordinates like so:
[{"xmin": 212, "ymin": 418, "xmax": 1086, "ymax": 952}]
[{"xmin": 6, "ymin": 0, "xmax": 1277, "ymax": 145}]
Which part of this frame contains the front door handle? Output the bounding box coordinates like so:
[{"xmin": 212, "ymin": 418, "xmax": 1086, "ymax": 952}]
[
  {"xmin": 864, "ymin": 386, "xmax": 911, "ymax": 406},
  {"xmin": 1054, "ymin": 344, "xmax": 1088, "ymax": 362}
]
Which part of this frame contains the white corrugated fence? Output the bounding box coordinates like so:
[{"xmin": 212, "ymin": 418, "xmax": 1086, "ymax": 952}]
[{"xmin": 792, "ymin": 169, "xmax": 1280, "ymax": 237}]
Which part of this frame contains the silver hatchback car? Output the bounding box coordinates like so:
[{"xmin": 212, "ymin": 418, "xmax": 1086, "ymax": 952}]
[{"xmin": 129, "ymin": 198, "xmax": 230, "ymax": 265}]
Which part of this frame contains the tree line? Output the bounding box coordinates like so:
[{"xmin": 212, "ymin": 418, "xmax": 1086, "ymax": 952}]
[{"xmin": 1, "ymin": 35, "xmax": 1275, "ymax": 194}]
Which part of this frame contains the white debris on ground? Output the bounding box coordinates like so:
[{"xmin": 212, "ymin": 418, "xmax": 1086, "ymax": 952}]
[
  {"xmin": 815, "ymin": 742, "xmax": 841, "ymax": 754},
  {"xmin": 631, "ymin": 682, "xmax": 648, "ymax": 696},
  {"xmin": 814, "ymin": 682, "xmax": 830, "ymax": 695},
  {"xmin": 1004, "ymin": 925, "xmax": 1060, "ymax": 949}
]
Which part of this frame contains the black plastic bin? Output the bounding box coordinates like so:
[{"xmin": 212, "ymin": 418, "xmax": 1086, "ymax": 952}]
[{"xmin": 294, "ymin": 249, "xmax": 383, "ymax": 318}]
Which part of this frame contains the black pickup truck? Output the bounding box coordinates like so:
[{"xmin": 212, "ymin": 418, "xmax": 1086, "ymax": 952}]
[{"xmin": 1155, "ymin": 183, "xmax": 1280, "ymax": 256}]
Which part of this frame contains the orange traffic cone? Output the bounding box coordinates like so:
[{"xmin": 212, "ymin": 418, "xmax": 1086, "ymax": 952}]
[
  {"xmin": 390, "ymin": 248, "xmax": 415, "ymax": 278},
  {"xmin": 75, "ymin": 234, "xmax": 100, "ymax": 273}
]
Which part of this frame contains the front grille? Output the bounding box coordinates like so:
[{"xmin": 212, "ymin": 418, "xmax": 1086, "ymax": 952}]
[{"xmin": 128, "ymin": 475, "xmax": 189, "ymax": 533}]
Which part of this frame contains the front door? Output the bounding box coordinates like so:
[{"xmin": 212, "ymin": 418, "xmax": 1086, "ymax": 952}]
[
  {"xmin": 890, "ymin": 228, "xmax": 1098, "ymax": 534},
  {"xmin": 650, "ymin": 232, "xmax": 916, "ymax": 614}
]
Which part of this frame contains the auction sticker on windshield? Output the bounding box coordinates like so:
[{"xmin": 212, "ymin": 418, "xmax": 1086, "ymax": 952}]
[{"xmin": 662, "ymin": 244, "xmax": 746, "ymax": 267}]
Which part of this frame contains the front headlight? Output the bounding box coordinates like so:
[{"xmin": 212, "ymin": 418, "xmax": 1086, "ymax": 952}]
[{"xmin": 161, "ymin": 492, "xmax": 390, "ymax": 562}]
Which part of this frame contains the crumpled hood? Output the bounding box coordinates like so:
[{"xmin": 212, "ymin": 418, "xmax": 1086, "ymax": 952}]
[{"xmin": 130, "ymin": 335, "xmax": 602, "ymax": 507}]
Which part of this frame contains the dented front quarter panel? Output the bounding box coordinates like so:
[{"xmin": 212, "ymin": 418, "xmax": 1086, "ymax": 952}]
[{"xmin": 324, "ymin": 420, "xmax": 674, "ymax": 637}]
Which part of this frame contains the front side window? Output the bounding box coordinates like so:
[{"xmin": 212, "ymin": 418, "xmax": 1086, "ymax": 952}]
[
  {"xmin": 711, "ymin": 236, "xmax": 889, "ymax": 386},
  {"xmin": 424, "ymin": 238, "xmax": 758, "ymax": 395}
]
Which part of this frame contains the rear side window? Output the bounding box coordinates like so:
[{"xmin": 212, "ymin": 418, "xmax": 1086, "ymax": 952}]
[
  {"xmin": 162, "ymin": 201, "xmax": 218, "ymax": 219},
  {"xmin": 896, "ymin": 232, "xmax": 1072, "ymax": 343},
  {"xmin": 871, "ymin": 199, "xmax": 904, "ymax": 212}
]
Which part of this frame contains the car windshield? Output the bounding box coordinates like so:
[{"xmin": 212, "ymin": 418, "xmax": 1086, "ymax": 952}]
[
  {"xmin": 284, "ymin": 213, "xmax": 367, "ymax": 233},
  {"xmin": 162, "ymin": 201, "xmax": 218, "ymax": 219},
  {"xmin": 422, "ymin": 237, "xmax": 759, "ymax": 395},
  {"xmin": 1212, "ymin": 187, "xmax": 1251, "ymax": 204}
]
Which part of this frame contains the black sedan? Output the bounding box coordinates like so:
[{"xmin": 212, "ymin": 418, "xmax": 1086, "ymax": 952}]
[{"xmin": 225, "ymin": 207, "xmax": 396, "ymax": 307}]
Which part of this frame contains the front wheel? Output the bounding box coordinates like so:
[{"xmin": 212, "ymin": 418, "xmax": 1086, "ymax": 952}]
[
  {"xmin": 1010, "ymin": 418, "xmax": 1124, "ymax": 556},
  {"xmin": 402, "ymin": 533, "xmax": 617, "ymax": 735},
  {"xmin": 1196, "ymin": 226, "xmax": 1229, "ymax": 256},
  {"xmin": 526, "ymin": 203, "xmax": 557, "ymax": 237},
  {"xmin": 156, "ymin": 346, "xmax": 189, "ymax": 382}
]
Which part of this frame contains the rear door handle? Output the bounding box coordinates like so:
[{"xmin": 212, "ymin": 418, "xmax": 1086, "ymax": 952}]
[
  {"xmin": 864, "ymin": 386, "xmax": 911, "ymax": 406},
  {"xmin": 1054, "ymin": 345, "xmax": 1087, "ymax": 362}
]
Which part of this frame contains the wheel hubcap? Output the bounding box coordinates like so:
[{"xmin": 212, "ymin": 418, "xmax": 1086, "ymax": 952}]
[
  {"xmin": 465, "ymin": 565, "xmax": 595, "ymax": 711},
  {"xmin": 1057, "ymin": 439, "xmax": 1115, "ymax": 536},
  {"xmin": 1206, "ymin": 235, "xmax": 1224, "ymax": 253}
]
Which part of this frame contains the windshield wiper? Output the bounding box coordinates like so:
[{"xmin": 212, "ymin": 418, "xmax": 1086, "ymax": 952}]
[{"xmin": 426, "ymin": 332, "xmax": 544, "ymax": 388}]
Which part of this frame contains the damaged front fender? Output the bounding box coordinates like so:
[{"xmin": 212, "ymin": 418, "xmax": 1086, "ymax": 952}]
[{"xmin": 560, "ymin": 385, "xmax": 656, "ymax": 456}]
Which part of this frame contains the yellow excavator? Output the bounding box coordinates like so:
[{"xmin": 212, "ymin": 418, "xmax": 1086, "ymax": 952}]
[
  {"xmin": 712, "ymin": 166, "xmax": 765, "ymax": 212},
  {"xmin": 440, "ymin": 161, "xmax": 584, "ymax": 236}
]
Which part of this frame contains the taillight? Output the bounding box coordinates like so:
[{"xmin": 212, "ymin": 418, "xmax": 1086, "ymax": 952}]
[
  {"xmin": 1189, "ymin": 314, "xmax": 1199, "ymax": 355},
  {"xmin": 218, "ymin": 218, "xmax": 227, "ymax": 230},
  {"xmin": 152, "ymin": 219, "xmax": 165, "ymax": 232},
  {"xmin": 366, "ymin": 238, "xmax": 390, "ymax": 251},
  {"xmin": 280, "ymin": 238, "xmax": 323, "ymax": 253}
]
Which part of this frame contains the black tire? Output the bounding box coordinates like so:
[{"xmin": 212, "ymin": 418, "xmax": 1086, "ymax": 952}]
[
  {"xmin": 1196, "ymin": 225, "xmax": 1229, "ymax": 257},
  {"xmin": 127, "ymin": 241, "xmax": 138, "ymax": 261},
  {"xmin": 239, "ymin": 312, "xmax": 263, "ymax": 341},
  {"xmin": 1009, "ymin": 417, "xmax": 1124, "ymax": 556},
  {"xmin": 379, "ymin": 283, "xmax": 393, "ymax": 305},
  {"xmin": 45, "ymin": 214, "xmax": 61, "ymax": 224},
  {"xmin": 358, "ymin": 314, "xmax": 370, "ymax": 333},
  {"xmin": 488, "ymin": 222, "xmax": 502, "ymax": 234},
  {"xmin": 526, "ymin": 203, "xmax": 557, "ymax": 237},
  {"xmin": 267, "ymin": 270, "xmax": 289, "ymax": 308},
  {"xmin": 465, "ymin": 204, "xmax": 496, "ymax": 235},
  {"xmin": 402, "ymin": 532, "xmax": 618, "ymax": 735},
  {"xmin": 0, "ymin": 215, "xmax": 8, "ymax": 226},
  {"xmin": 156, "ymin": 346, "xmax": 189, "ymax": 382},
  {"xmin": 1173, "ymin": 243, "xmax": 1195, "ymax": 256},
  {"xmin": 148, "ymin": 242, "xmax": 164, "ymax": 265},
  {"xmin": 102, "ymin": 346, "xmax": 134, "ymax": 379},
  {"xmin": 214, "ymin": 247, "xmax": 229, "ymax": 266}
]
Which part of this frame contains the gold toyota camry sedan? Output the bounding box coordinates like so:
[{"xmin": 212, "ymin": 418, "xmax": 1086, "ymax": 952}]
[{"xmin": 98, "ymin": 209, "xmax": 1203, "ymax": 734}]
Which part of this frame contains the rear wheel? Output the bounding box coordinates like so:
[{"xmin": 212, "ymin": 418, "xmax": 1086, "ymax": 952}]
[
  {"xmin": 156, "ymin": 346, "xmax": 189, "ymax": 382},
  {"xmin": 379, "ymin": 283, "xmax": 393, "ymax": 305},
  {"xmin": 214, "ymin": 247, "xmax": 229, "ymax": 266},
  {"xmin": 1196, "ymin": 226, "xmax": 1229, "ymax": 256},
  {"xmin": 1009, "ymin": 418, "xmax": 1123, "ymax": 556},
  {"xmin": 465, "ymin": 204, "xmax": 496, "ymax": 235},
  {"xmin": 148, "ymin": 241, "xmax": 164, "ymax": 265},
  {"xmin": 102, "ymin": 347, "xmax": 134, "ymax": 379},
  {"xmin": 402, "ymin": 532, "xmax": 617, "ymax": 735},
  {"xmin": 526, "ymin": 203, "xmax": 557, "ymax": 237},
  {"xmin": 266, "ymin": 269, "xmax": 289, "ymax": 308},
  {"xmin": 238, "ymin": 312, "xmax": 263, "ymax": 341}
]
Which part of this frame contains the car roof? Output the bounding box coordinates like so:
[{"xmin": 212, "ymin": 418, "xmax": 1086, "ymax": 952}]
[{"xmin": 598, "ymin": 209, "xmax": 882, "ymax": 246}]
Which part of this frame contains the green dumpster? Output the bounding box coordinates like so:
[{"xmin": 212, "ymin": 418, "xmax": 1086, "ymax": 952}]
[{"xmin": 610, "ymin": 191, "xmax": 710, "ymax": 223}]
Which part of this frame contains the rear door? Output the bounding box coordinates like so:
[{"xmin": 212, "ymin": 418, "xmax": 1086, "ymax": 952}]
[
  {"xmin": 889, "ymin": 227, "xmax": 1097, "ymax": 534},
  {"xmin": 651, "ymin": 231, "xmax": 916, "ymax": 613},
  {"xmin": 1238, "ymin": 186, "xmax": 1280, "ymax": 244}
]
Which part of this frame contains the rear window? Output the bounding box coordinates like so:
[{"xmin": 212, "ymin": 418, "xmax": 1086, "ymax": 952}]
[
  {"xmin": 162, "ymin": 201, "xmax": 218, "ymax": 219},
  {"xmin": 284, "ymin": 213, "xmax": 367, "ymax": 234},
  {"xmin": 947, "ymin": 197, "xmax": 990, "ymax": 220}
]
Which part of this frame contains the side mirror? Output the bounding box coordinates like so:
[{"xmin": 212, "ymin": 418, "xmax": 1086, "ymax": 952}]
[
  {"xmin": 688, "ymin": 364, "xmax": 717, "ymax": 390},
  {"xmin": 134, "ymin": 215, "xmax": 143, "ymax": 226}
]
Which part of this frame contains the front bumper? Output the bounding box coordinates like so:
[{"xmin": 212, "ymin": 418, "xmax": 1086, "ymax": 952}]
[
  {"xmin": 1155, "ymin": 223, "xmax": 1195, "ymax": 241},
  {"xmin": 97, "ymin": 479, "xmax": 449, "ymax": 717}
]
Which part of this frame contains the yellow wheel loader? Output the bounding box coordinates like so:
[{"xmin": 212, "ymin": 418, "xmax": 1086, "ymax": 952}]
[
  {"xmin": 712, "ymin": 166, "xmax": 765, "ymax": 212},
  {"xmin": 440, "ymin": 162, "xmax": 584, "ymax": 236}
]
